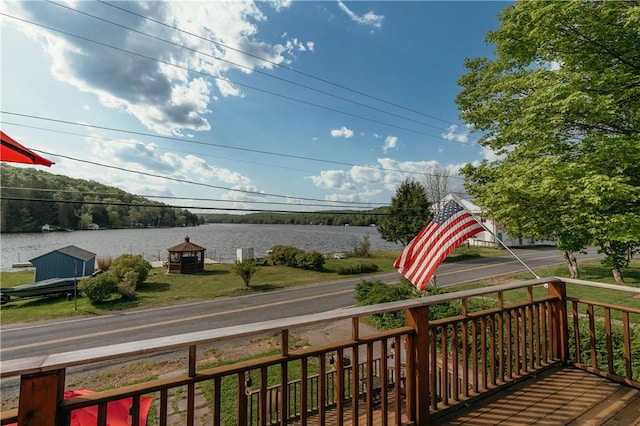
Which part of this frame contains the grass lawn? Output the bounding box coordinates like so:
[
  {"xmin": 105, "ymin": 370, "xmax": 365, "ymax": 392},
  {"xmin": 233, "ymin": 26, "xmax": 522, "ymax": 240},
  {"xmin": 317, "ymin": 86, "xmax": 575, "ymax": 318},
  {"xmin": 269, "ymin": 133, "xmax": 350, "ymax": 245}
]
[
  {"xmin": 5, "ymin": 247, "xmax": 636, "ymax": 325},
  {"xmin": 1, "ymin": 250, "xmax": 411, "ymax": 324},
  {"xmin": 454, "ymin": 259, "xmax": 640, "ymax": 323}
]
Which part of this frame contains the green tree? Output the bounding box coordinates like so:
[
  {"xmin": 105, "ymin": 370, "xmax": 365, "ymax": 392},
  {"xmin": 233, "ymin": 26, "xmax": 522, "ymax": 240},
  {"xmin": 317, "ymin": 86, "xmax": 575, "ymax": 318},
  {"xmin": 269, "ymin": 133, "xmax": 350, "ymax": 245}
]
[
  {"xmin": 352, "ymin": 234, "xmax": 372, "ymax": 257},
  {"xmin": 78, "ymin": 273, "xmax": 119, "ymax": 304},
  {"xmin": 110, "ymin": 254, "xmax": 151, "ymax": 287},
  {"xmin": 377, "ymin": 178, "xmax": 432, "ymax": 246},
  {"xmin": 457, "ymin": 0, "xmax": 640, "ymax": 282},
  {"xmin": 294, "ymin": 251, "xmax": 325, "ymax": 271},
  {"xmin": 231, "ymin": 260, "xmax": 259, "ymax": 287}
]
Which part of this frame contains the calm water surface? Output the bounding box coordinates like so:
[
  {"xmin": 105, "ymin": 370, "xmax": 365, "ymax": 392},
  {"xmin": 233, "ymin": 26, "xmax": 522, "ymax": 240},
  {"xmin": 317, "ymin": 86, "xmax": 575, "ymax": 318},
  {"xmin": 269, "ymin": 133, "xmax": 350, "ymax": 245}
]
[{"xmin": 0, "ymin": 224, "xmax": 401, "ymax": 271}]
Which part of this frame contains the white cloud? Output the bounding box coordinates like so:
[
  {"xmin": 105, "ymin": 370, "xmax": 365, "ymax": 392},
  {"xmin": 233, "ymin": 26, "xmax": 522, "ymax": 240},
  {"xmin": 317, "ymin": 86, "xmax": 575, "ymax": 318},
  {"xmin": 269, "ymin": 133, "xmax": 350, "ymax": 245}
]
[
  {"xmin": 271, "ymin": 0, "xmax": 293, "ymax": 12},
  {"xmin": 349, "ymin": 165, "xmax": 381, "ymax": 184},
  {"xmin": 222, "ymin": 184, "xmax": 266, "ymax": 202},
  {"xmin": 325, "ymin": 193, "xmax": 363, "ymax": 203},
  {"xmin": 8, "ymin": 1, "xmax": 311, "ymax": 136},
  {"xmin": 88, "ymin": 135, "xmax": 252, "ymax": 188},
  {"xmin": 383, "ymin": 135, "xmax": 398, "ymax": 153},
  {"xmin": 284, "ymin": 38, "xmax": 315, "ymax": 53},
  {"xmin": 337, "ymin": 1, "xmax": 384, "ymax": 29},
  {"xmin": 442, "ymin": 125, "xmax": 469, "ymax": 143},
  {"xmin": 377, "ymin": 158, "xmax": 439, "ymax": 191},
  {"xmin": 330, "ymin": 126, "xmax": 354, "ymax": 138},
  {"xmin": 310, "ymin": 170, "xmax": 354, "ymax": 190},
  {"xmin": 481, "ymin": 145, "xmax": 502, "ymax": 162}
]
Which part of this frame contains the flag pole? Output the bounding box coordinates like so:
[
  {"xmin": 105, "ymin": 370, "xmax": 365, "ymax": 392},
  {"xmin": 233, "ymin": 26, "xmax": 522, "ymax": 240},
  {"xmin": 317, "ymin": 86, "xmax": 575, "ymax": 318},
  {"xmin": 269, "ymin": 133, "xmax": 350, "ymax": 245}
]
[{"xmin": 451, "ymin": 195, "xmax": 540, "ymax": 279}]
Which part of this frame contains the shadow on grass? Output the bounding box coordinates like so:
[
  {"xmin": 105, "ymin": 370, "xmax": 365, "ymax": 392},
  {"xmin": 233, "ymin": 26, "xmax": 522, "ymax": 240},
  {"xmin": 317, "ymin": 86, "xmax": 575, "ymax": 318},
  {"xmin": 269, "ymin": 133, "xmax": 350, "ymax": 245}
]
[
  {"xmin": 224, "ymin": 283, "xmax": 280, "ymax": 296},
  {"xmin": 138, "ymin": 282, "xmax": 171, "ymax": 293},
  {"xmin": 579, "ymin": 262, "xmax": 640, "ymax": 285},
  {"xmin": 1, "ymin": 293, "xmax": 74, "ymax": 309},
  {"xmin": 197, "ymin": 269, "xmax": 231, "ymax": 276}
]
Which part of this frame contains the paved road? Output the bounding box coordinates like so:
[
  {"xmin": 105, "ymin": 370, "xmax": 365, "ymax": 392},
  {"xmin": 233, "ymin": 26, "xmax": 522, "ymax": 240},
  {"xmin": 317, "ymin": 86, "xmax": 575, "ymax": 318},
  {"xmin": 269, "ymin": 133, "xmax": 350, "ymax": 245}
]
[{"xmin": 0, "ymin": 246, "xmax": 601, "ymax": 362}]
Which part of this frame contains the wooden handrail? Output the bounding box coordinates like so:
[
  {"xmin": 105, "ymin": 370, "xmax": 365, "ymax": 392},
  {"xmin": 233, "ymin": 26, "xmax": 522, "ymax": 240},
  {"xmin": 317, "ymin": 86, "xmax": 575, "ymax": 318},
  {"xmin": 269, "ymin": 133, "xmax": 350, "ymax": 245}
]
[
  {"xmin": 3, "ymin": 276, "xmax": 639, "ymax": 426},
  {"xmin": 1, "ymin": 278, "xmax": 560, "ymax": 378}
]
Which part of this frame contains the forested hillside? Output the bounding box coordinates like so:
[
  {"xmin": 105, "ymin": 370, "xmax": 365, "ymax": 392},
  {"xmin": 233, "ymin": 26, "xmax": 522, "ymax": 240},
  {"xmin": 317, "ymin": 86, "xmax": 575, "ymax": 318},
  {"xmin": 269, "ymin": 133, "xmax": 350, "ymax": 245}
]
[
  {"xmin": 0, "ymin": 164, "xmax": 202, "ymax": 233},
  {"xmin": 0, "ymin": 164, "xmax": 389, "ymax": 233},
  {"xmin": 201, "ymin": 208, "xmax": 388, "ymax": 227}
]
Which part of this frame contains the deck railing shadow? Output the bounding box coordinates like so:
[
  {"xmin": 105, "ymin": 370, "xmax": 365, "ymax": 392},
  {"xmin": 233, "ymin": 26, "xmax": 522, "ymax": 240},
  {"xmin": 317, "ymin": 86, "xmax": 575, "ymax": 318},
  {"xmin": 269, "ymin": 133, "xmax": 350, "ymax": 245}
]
[{"xmin": 1, "ymin": 277, "xmax": 638, "ymax": 425}]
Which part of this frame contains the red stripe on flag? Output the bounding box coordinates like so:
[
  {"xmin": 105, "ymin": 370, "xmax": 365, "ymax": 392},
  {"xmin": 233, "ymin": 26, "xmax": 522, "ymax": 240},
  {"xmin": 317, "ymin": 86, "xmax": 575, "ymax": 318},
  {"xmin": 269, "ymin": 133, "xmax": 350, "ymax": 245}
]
[{"xmin": 394, "ymin": 200, "xmax": 484, "ymax": 291}]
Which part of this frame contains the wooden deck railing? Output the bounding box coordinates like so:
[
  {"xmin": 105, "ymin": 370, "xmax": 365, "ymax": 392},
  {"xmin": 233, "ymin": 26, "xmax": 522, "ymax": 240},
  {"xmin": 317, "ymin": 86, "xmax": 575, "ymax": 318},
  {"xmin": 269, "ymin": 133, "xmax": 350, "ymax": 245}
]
[{"xmin": 1, "ymin": 277, "xmax": 638, "ymax": 425}]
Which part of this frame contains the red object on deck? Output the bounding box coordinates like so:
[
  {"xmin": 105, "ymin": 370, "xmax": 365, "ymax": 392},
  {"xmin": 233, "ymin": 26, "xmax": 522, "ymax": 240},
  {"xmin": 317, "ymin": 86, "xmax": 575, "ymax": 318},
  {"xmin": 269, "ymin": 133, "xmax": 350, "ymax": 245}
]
[{"xmin": 8, "ymin": 389, "xmax": 152, "ymax": 426}]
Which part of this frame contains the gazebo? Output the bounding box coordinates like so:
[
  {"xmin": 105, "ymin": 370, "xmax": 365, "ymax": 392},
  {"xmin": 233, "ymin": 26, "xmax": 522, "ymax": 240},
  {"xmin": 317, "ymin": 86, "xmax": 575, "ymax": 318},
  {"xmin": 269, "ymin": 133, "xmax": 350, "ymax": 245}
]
[{"xmin": 166, "ymin": 236, "xmax": 206, "ymax": 274}]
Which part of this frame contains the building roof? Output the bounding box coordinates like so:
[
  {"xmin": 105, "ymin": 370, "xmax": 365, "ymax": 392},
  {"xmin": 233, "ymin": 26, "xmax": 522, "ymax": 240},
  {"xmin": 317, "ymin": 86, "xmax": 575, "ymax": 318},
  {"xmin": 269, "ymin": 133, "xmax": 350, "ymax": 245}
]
[
  {"xmin": 441, "ymin": 193, "xmax": 482, "ymax": 214},
  {"xmin": 30, "ymin": 245, "xmax": 96, "ymax": 262},
  {"xmin": 167, "ymin": 236, "xmax": 206, "ymax": 252}
]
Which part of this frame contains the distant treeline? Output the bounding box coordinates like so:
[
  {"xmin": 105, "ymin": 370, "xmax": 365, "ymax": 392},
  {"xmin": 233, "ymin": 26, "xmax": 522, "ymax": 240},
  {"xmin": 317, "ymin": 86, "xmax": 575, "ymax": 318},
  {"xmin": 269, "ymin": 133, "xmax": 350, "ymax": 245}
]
[
  {"xmin": 0, "ymin": 164, "xmax": 389, "ymax": 233},
  {"xmin": 201, "ymin": 208, "xmax": 389, "ymax": 227},
  {"xmin": 0, "ymin": 164, "xmax": 202, "ymax": 233}
]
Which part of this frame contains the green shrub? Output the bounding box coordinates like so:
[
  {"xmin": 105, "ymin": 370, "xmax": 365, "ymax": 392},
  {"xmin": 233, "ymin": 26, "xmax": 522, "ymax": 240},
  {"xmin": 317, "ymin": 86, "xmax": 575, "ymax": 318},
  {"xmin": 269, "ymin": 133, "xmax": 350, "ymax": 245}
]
[
  {"xmin": 270, "ymin": 246, "xmax": 325, "ymax": 271},
  {"xmin": 294, "ymin": 251, "xmax": 325, "ymax": 271},
  {"xmin": 355, "ymin": 279, "xmax": 420, "ymax": 329},
  {"xmin": 337, "ymin": 263, "xmax": 379, "ymax": 275},
  {"xmin": 270, "ymin": 245, "xmax": 303, "ymax": 267},
  {"xmin": 117, "ymin": 270, "xmax": 138, "ymax": 299},
  {"xmin": 110, "ymin": 254, "xmax": 151, "ymax": 286},
  {"xmin": 355, "ymin": 279, "xmax": 467, "ymax": 329},
  {"xmin": 231, "ymin": 260, "xmax": 260, "ymax": 287},
  {"xmin": 568, "ymin": 317, "xmax": 640, "ymax": 379},
  {"xmin": 352, "ymin": 234, "xmax": 372, "ymax": 257},
  {"xmin": 78, "ymin": 273, "xmax": 118, "ymax": 304}
]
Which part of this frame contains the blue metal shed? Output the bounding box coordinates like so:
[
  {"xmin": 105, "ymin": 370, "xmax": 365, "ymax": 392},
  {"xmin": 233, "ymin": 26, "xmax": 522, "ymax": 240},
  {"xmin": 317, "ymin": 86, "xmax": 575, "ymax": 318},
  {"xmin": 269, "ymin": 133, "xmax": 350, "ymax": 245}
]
[{"xmin": 29, "ymin": 246, "xmax": 96, "ymax": 283}]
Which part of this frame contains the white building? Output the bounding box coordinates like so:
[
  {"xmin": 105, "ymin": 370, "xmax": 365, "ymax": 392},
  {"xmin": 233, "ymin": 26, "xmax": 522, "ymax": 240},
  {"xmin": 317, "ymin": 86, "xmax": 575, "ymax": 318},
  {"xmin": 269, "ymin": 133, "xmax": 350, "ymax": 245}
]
[{"xmin": 440, "ymin": 194, "xmax": 555, "ymax": 248}]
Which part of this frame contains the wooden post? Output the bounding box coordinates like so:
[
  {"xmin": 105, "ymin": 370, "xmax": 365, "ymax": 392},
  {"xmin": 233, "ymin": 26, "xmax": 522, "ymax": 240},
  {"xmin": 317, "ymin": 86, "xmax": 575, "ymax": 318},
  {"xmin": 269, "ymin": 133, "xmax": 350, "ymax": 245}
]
[
  {"xmin": 547, "ymin": 280, "xmax": 568, "ymax": 363},
  {"xmin": 406, "ymin": 305, "xmax": 430, "ymax": 425},
  {"xmin": 280, "ymin": 330, "xmax": 289, "ymax": 426},
  {"xmin": 17, "ymin": 369, "xmax": 65, "ymax": 426}
]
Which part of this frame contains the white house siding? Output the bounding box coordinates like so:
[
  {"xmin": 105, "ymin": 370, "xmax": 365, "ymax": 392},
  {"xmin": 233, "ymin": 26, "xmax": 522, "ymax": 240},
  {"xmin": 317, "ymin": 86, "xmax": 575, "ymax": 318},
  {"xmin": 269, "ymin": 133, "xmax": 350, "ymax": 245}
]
[{"xmin": 441, "ymin": 194, "xmax": 556, "ymax": 248}]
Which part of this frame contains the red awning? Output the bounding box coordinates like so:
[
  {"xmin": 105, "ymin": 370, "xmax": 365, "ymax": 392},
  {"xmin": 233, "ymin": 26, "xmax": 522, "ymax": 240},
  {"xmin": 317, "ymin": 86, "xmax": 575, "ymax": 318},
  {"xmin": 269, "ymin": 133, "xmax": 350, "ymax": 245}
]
[{"xmin": 0, "ymin": 131, "xmax": 54, "ymax": 167}]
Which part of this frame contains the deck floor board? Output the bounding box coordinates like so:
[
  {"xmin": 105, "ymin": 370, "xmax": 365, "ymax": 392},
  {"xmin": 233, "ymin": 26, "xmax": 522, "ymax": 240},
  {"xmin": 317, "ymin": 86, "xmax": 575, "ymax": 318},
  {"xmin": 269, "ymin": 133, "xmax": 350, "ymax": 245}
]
[
  {"xmin": 290, "ymin": 367, "xmax": 639, "ymax": 425},
  {"xmin": 437, "ymin": 367, "xmax": 640, "ymax": 426}
]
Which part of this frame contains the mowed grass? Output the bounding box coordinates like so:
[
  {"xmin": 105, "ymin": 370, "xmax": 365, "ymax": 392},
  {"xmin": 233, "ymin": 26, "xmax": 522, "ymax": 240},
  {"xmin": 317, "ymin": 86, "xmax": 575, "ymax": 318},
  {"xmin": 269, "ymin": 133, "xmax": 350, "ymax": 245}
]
[
  {"xmin": 454, "ymin": 259, "xmax": 640, "ymax": 323},
  {"xmin": 0, "ymin": 250, "xmax": 406, "ymax": 324}
]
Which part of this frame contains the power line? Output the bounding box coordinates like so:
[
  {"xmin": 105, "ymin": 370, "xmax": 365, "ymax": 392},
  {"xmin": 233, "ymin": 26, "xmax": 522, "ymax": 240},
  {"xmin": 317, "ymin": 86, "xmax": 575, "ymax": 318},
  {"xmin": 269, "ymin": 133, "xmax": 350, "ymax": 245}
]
[
  {"xmin": 1, "ymin": 115, "xmax": 466, "ymax": 181},
  {"xmin": 2, "ymin": 121, "xmax": 325, "ymax": 175},
  {"xmin": 0, "ymin": 196, "xmax": 391, "ymax": 215},
  {"xmin": 48, "ymin": 0, "xmax": 472, "ymax": 138},
  {"xmin": 0, "ymin": 12, "xmax": 471, "ymax": 143},
  {"xmin": 30, "ymin": 150, "xmax": 390, "ymax": 206},
  {"xmin": 0, "ymin": 186, "xmax": 383, "ymax": 210},
  {"xmin": 96, "ymin": 0, "xmax": 465, "ymax": 129}
]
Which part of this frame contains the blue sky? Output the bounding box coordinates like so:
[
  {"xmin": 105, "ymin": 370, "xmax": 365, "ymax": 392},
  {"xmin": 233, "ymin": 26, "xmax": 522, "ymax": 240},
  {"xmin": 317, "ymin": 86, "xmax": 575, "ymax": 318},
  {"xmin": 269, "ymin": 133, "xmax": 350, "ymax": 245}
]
[{"xmin": 1, "ymin": 1, "xmax": 508, "ymax": 214}]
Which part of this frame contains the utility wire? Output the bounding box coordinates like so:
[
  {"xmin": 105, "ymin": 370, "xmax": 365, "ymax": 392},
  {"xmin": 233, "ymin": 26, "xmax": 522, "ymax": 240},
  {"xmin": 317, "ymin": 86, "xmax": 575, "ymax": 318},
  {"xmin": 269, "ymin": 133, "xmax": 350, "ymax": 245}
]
[
  {"xmin": 0, "ymin": 187, "xmax": 383, "ymax": 209},
  {"xmin": 0, "ymin": 196, "xmax": 392, "ymax": 215},
  {"xmin": 32, "ymin": 150, "xmax": 390, "ymax": 206},
  {"xmin": 48, "ymin": 0, "xmax": 471, "ymax": 137},
  {"xmin": 1, "ymin": 115, "xmax": 466, "ymax": 181},
  {"xmin": 2, "ymin": 121, "xmax": 326, "ymax": 175},
  {"xmin": 0, "ymin": 12, "xmax": 469, "ymax": 143},
  {"xmin": 97, "ymin": 0, "xmax": 465, "ymax": 129}
]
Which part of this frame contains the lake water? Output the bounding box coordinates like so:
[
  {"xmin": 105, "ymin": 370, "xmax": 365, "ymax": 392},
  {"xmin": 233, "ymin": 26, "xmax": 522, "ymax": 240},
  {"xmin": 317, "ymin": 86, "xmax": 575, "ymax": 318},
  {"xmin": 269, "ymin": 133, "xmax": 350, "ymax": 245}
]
[{"xmin": 0, "ymin": 224, "xmax": 402, "ymax": 271}]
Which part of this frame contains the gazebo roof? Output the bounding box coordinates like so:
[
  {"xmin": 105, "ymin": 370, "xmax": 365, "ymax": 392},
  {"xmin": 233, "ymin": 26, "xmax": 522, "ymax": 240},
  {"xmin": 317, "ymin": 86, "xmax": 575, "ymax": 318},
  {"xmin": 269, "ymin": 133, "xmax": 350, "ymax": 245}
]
[{"xmin": 167, "ymin": 236, "xmax": 206, "ymax": 252}]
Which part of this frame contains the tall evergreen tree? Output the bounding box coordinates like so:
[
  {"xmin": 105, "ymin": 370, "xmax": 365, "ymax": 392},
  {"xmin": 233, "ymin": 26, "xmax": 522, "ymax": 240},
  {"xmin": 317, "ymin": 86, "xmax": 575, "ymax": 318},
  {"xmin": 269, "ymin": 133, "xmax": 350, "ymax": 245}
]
[{"xmin": 377, "ymin": 179, "xmax": 432, "ymax": 246}]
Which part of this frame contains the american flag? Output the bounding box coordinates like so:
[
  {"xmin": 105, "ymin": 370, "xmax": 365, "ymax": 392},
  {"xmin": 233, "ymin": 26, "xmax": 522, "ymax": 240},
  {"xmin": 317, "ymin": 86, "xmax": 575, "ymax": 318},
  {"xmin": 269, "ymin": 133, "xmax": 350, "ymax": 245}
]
[{"xmin": 394, "ymin": 199, "xmax": 485, "ymax": 291}]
